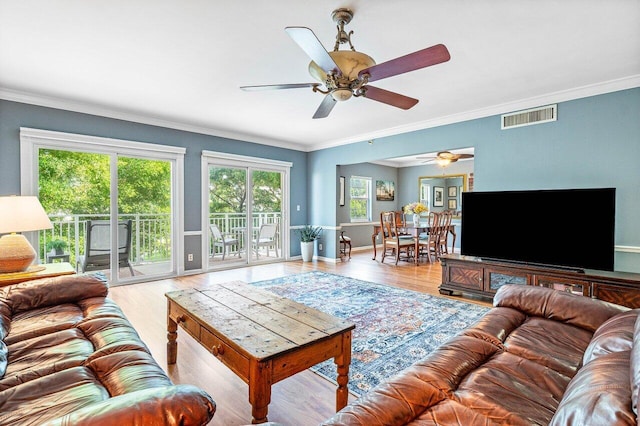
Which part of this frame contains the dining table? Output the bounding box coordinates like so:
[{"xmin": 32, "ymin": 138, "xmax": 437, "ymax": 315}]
[{"xmin": 371, "ymin": 222, "xmax": 456, "ymax": 264}]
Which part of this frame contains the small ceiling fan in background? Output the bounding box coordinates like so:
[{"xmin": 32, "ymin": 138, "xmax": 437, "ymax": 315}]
[
  {"xmin": 240, "ymin": 8, "xmax": 450, "ymax": 119},
  {"xmin": 418, "ymin": 151, "xmax": 474, "ymax": 167}
]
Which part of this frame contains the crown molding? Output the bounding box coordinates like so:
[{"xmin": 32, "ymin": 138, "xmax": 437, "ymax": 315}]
[
  {"xmin": 0, "ymin": 87, "xmax": 309, "ymax": 152},
  {"xmin": 2, "ymin": 74, "xmax": 639, "ymax": 153}
]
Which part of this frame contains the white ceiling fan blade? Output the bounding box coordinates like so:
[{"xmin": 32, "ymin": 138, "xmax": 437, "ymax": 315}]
[
  {"xmin": 285, "ymin": 27, "xmax": 342, "ymax": 75},
  {"xmin": 312, "ymin": 94, "xmax": 337, "ymax": 119}
]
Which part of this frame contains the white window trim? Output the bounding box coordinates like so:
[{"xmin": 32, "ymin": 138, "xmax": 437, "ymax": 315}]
[
  {"xmin": 350, "ymin": 175, "xmax": 372, "ymax": 223},
  {"xmin": 19, "ymin": 127, "xmax": 185, "ymax": 279}
]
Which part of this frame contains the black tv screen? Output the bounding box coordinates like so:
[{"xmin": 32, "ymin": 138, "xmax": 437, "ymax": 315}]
[{"xmin": 461, "ymin": 188, "xmax": 615, "ymax": 271}]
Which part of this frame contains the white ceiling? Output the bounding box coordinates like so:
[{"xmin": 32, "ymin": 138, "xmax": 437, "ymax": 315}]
[{"xmin": 1, "ymin": 1, "xmax": 639, "ymax": 153}]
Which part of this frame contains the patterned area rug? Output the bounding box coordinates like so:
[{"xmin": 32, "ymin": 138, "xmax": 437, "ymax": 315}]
[{"xmin": 251, "ymin": 271, "xmax": 489, "ymax": 396}]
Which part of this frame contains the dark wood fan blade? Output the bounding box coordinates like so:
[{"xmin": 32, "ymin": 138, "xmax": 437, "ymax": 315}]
[
  {"xmin": 285, "ymin": 27, "xmax": 341, "ymax": 75},
  {"xmin": 312, "ymin": 94, "xmax": 337, "ymax": 119},
  {"xmin": 362, "ymin": 85, "xmax": 418, "ymax": 110},
  {"xmin": 456, "ymin": 153, "xmax": 474, "ymax": 159},
  {"xmin": 240, "ymin": 83, "xmax": 317, "ymax": 91},
  {"xmin": 359, "ymin": 44, "xmax": 450, "ymax": 83}
]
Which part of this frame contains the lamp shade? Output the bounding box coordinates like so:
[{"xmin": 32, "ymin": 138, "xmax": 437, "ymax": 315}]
[
  {"xmin": 0, "ymin": 196, "xmax": 53, "ymax": 273},
  {"xmin": 0, "ymin": 196, "xmax": 53, "ymax": 234}
]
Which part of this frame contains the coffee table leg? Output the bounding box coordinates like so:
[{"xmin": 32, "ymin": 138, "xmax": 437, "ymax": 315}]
[
  {"xmin": 249, "ymin": 359, "xmax": 272, "ymax": 424},
  {"xmin": 335, "ymin": 331, "xmax": 352, "ymax": 411},
  {"xmin": 167, "ymin": 314, "xmax": 178, "ymax": 364}
]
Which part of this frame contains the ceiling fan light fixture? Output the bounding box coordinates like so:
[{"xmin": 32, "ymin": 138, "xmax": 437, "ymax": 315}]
[
  {"xmin": 331, "ymin": 89, "xmax": 353, "ymax": 102},
  {"xmin": 436, "ymin": 158, "xmax": 452, "ymax": 167},
  {"xmin": 308, "ymin": 51, "xmax": 376, "ymax": 82}
]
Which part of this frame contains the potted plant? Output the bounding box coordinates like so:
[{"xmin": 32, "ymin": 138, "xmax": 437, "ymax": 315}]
[
  {"xmin": 296, "ymin": 225, "xmax": 322, "ymax": 261},
  {"xmin": 46, "ymin": 238, "xmax": 68, "ymax": 255}
]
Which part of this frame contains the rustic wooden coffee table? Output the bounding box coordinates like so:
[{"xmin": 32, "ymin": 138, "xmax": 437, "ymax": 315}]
[{"xmin": 165, "ymin": 280, "xmax": 355, "ymax": 424}]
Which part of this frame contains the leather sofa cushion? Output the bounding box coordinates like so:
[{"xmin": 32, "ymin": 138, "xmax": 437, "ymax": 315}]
[
  {"xmin": 42, "ymin": 384, "xmax": 216, "ymax": 426},
  {"xmin": 583, "ymin": 309, "xmax": 639, "ymax": 365},
  {"xmin": 0, "ymin": 274, "xmax": 108, "ymax": 314},
  {"xmin": 493, "ymin": 284, "xmax": 627, "ymax": 332},
  {"xmin": 0, "ymin": 350, "xmax": 175, "ymax": 425},
  {"xmin": 463, "ymin": 307, "xmax": 593, "ymax": 378},
  {"xmin": 550, "ymin": 350, "xmax": 635, "ymax": 425}
]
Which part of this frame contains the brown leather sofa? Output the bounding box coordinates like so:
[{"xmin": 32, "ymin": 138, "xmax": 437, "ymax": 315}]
[
  {"xmin": 0, "ymin": 274, "xmax": 215, "ymax": 425},
  {"xmin": 324, "ymin": 284, "xmax": 638, "ymax": 425}
]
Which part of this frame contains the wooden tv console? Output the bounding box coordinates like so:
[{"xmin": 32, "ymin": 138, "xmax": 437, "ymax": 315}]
[{"xmin": 440, "ymin": 254, "xmax": 640, "ymax": 308}]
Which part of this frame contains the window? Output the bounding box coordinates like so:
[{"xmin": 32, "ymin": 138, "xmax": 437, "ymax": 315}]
[{"xmin": 350, "ymin": 176, "xmax": 371, "ymax": 222}]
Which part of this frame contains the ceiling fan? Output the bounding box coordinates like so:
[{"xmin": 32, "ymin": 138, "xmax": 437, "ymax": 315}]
[
  {"xmin": 240, "ymin": 8, "xmax": 450, "ymax": 119},
  {"xmin": 418, "ymin": 151, "xmax": 474, "ymax": 166}
]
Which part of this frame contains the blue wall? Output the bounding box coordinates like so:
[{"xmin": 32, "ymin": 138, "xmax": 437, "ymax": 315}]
[
  {"xmin": 310, "ymin": 88, "xmax": 640, "ymax": 272},
  {"xmin": 1, "ymin": 88, "xmax": 639, "ymax": 272},
  {"xmin": 0, "ymin": 100, "xmax": 308, "ymax": 261}
]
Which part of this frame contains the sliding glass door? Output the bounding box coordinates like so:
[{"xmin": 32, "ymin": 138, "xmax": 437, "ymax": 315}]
[
  {"xmin": 203, "ymin": 152, "xmax": 290, "ymax": 270},
  {"xmin": 21, "ymin": 128, "xmax": 184, "ymax": 285}
]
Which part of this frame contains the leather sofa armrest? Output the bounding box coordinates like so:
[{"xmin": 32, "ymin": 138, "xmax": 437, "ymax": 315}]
[
  {"xmin": 42, "ymin": 385, "xmax": 215, "ymax": 426},
  {"xmin": 493, "ymin": 284, "xmax": 628, "ymax": 332},
  {"xmin": 0, "ymin": 274, "xmax": 108, "ymax": 314}
]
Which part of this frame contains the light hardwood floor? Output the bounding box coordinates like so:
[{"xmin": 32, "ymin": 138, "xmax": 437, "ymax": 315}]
[{"xmin": 109, "ymin": 250, "xmax": 492, "ymax": 426}]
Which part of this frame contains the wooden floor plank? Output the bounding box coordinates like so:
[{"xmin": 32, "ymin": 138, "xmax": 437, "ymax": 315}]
[{"xmin": 109, "ymin": 250, "xmax": 492, "ymax": 426}]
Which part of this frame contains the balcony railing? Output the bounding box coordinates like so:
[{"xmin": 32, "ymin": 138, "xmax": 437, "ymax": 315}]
[{"xmin": 40, "ymin": 212, "xmax": 282, "ymax": 266}]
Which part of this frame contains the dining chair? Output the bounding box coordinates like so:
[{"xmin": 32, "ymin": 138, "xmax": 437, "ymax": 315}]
[
  {"xmin": 438, "ymin": 210, "xmax": 453, "ymax": 256},
  {"xmin": 253, "ymin": 223, "xmax": 279, "ymax": 258},
  {"xmin": 394, "ymin": 211, "xmax": 409, "ymax": 235},
  {"xmin": 339, "ymin": 230, "xmax": 352, "ymax": 260},
  {"xmin": 77, "ymin": 220, "xmax": 135, "ymax": 275},
  {"xmin": 418, "ymin": 212, "xmax": 442, "ymax": 263},
  {"xmin": 380, "ymin": 211, "xmax": 415, "ymax": 265},
  {"xmin": 209, "ymin": 223, "xmax": 240, "ymax": 260}
]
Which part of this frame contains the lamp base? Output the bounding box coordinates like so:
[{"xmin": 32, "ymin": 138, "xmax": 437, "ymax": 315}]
[{"xmin": 0, "ymin": 234, "xmax": 38, "ymax": 273}]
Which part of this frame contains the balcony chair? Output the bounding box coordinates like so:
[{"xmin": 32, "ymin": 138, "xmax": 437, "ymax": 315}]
[
  {"xmin": 253, "ymin": 223, "xmax": 278, "ymax": 258},
  {"xmin": 77, "ymin": 220, "xmax": 135, "ymax": 275},
  {"xmin": 209, "ymin": 223, "xmax": 241, "ymax": 260},
  {"xmin": 380, "ymin": 211, "xmax": 414, "ymax": 265}
]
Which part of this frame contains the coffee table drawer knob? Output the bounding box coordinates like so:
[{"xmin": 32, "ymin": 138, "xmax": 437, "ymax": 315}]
[
  {"xmin": 176, "ymin": 315, "xmax": 186, "ymax": 323},
  {"xmin": 211, "ymin": 344, "xmax": 225, "ymax": 356}
]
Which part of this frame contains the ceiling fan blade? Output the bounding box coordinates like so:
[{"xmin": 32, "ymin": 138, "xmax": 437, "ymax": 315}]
[
  {"xmin": 312, "ymin": 94, "xmax": 337, "ymax": 119},
  {"xmin": 362, "ymin": 85, "xmax": 418, "ymax": 110},
  {"xmin": 240, "ymin": 83, "xmax": 318, "ymax": 91},
  {"xmin": 285, "ymin": 27, "xmax": 341, "ymax": 75},
  {"xmin": 359, "ymin": 44, "xmax": 450, "ymax": 83},
  {"xmin": 456, "ymin": 153, "xmax": 474, "ymax": 159}
]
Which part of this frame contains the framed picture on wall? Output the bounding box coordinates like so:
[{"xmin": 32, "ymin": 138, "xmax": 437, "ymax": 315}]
[
  {"xmin": 448, "ymin": 186, "xmax": 457, "ymax": 197},
  {"xmin": 376, "ymin": 180, "xmax": 395, "ymax": 201},
  {"xmin": 339, "ymin": 176, "xmax": 345, "ymax": 206},
  {"xmin": 434, "ymin": 186, "xmax": 444, "ymax": 207},
  {"xmin": 448, "ymin": 199, "xmax": 457, "ymax": 210}
]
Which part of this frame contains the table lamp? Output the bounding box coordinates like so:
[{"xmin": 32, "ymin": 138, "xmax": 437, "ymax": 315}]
[{"xmin": 0, "ymin": 195, "xmax": 53, "ymax": 274}]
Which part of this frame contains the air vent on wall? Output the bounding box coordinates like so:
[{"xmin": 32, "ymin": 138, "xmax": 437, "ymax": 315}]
[{"xmin": 501, "ymin": 104, "xmax": 557, "ymax": 129}]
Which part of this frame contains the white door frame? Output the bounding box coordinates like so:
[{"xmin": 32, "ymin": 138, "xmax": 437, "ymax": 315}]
[{"xmin": 201, "ymin": 150, "xmax": 291, "ymax": 269}]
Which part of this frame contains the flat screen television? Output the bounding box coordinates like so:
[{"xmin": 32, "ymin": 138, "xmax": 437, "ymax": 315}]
[{"xmin": 461, "ymin": 188, "xmax": 616, "ymax": 271}]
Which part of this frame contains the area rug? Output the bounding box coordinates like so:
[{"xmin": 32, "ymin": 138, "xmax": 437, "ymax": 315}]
[{"xmin": 251, "ymin": 271, "xmax": 489, "ymax": 396}]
